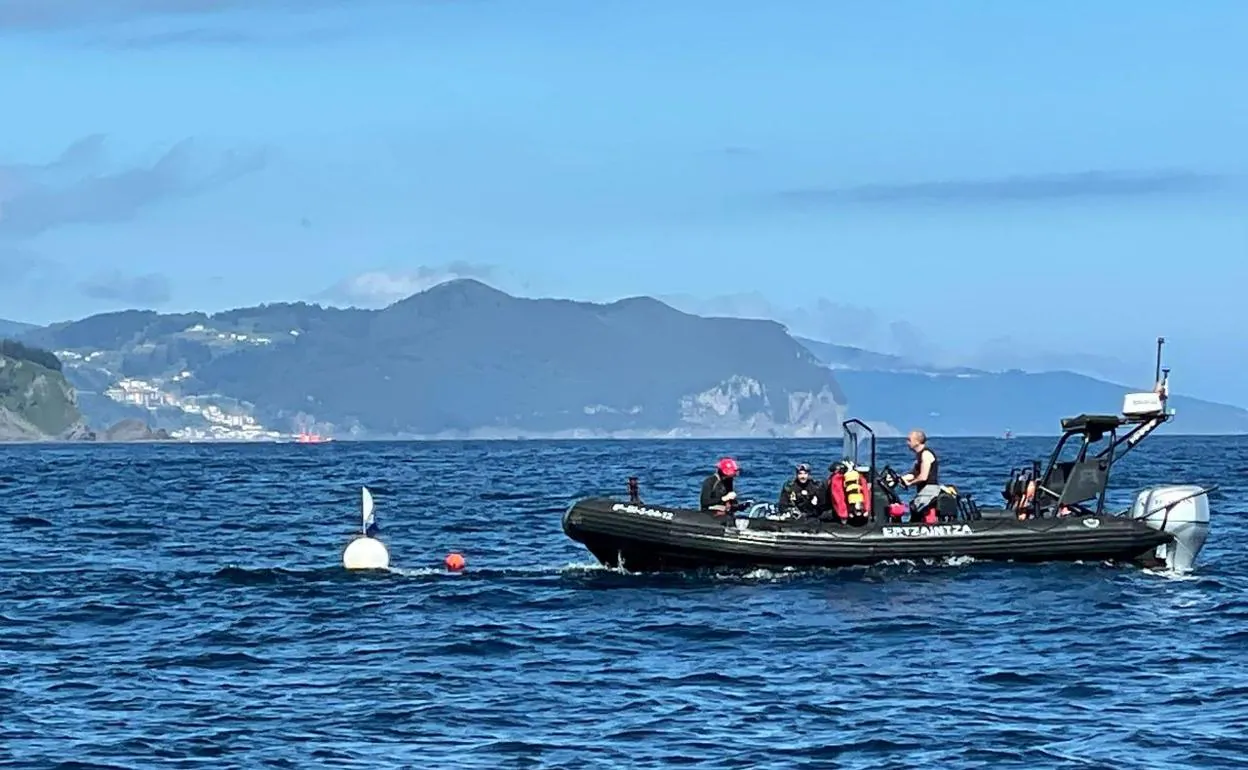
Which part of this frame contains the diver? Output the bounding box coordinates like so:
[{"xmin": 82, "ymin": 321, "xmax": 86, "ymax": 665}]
[
  {"xmin": 778, "ymin": 463, "xmax": 822, "ymax": 517},
  {"xmin": 899, "ymin": 429, "xmax": 940, "ymax": 517},
  {"xmin": 700, "ymin": 457, "xmax": 740, "ymax": 513}
]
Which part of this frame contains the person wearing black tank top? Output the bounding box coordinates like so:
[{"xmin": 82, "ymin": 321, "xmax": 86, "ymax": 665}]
[{"xmin": 900, "ymin": 429, "xmax": 940, "ymax": 515}]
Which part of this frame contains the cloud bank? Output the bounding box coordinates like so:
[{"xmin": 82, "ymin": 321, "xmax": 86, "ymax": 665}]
[
  {"xmin": 776, "ymin": 169, "xmax": 1232, "ymax": 209},
  {"xmin": 0, "ymin": 0, "xmax": 381, "ymax": 30},
  {"xmin": 0, "ymin": 135, "xmax": 270, "ymax": 239}
]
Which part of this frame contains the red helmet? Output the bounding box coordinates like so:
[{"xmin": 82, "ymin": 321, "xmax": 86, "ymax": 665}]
[{"xmin": 717, "ymin": 457, "xmax": 739, "ymax": 477}]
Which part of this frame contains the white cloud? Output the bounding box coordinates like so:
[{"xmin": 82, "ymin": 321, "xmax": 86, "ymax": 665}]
[{"xmin": 317, "ymin": 261, "xmax": 497, "ymax": 308}]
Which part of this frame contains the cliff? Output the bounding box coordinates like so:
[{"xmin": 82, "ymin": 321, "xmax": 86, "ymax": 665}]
[
  {"xmin": 0, "ymin": 340, "xmax": 92, "ymax": 441},
  {"xmin": 99, "ymin": 418, "xmax": 171, "ymax": 442}
]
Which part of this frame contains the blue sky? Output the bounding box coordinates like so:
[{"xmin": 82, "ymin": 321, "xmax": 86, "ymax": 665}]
[{"xmin": 1, "ymin": 0, "xmax": 1246, "ymax": 403}]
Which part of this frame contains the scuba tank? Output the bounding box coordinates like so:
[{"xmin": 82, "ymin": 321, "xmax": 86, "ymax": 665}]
[{"xmin": 843, "ymin": 466, "xmax": 866, "ymax": 517}]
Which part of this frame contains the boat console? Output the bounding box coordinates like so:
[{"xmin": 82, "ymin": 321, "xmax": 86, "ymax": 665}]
[{"xmin": 838, "ymin": 418, "xmax": 980, "ymax": 525}]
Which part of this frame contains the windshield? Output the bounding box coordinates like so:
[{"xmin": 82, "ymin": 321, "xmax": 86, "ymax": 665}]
[{"xmin": 842, "ymin": 421, "xmax": 863, "ymax": 466}]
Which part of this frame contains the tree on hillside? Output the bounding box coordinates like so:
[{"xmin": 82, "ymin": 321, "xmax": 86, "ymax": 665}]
[{"xmin": 0, "ymin": 339, "xmax": 63, "ymax": 371}]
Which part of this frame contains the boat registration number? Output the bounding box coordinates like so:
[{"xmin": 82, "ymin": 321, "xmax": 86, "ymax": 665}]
[
  {"xmin": 881, "ymin": 524, "xmax": 973, "ymax": 538},
  {"xmin": 611, "ymin": 503, "xmax": 674, "ymax": 521}
]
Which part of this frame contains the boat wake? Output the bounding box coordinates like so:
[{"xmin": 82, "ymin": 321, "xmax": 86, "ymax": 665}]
[
  {"xmin": 206, "ymin": 552, "xmax": 1210, "ymax": 591},
  {"xmin": 1140, "ymin": 566, "xmax": 1204, "ymax": 582}
]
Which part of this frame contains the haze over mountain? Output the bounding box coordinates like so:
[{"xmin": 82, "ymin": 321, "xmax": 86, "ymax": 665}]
[
  {"xmin": 795, "ymin": 337, "xmax": 1248, "ymax": 437},
  {"xmin": 0, "ymin": 319, "xmax": 35, "ymax": 338},
  {"xmin": 10, "ymin": 279, "xmax": 1248, "ymax": 440}
]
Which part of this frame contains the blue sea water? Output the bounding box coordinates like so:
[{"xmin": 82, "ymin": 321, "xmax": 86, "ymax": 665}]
[{"xmin": 2, "ymin": 435, "xmax": 1246, "ymax": 769}]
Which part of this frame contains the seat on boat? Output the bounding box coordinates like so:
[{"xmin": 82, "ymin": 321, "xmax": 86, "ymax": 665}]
[
  {"xmin": 907, "ymin": 484, "xmax": 980, "ymax": 524},
  {"xmin": 1002, "ymin": 462, "xmax": 1040, "ymax": 512},
  {"xmin": 1035, "ymin": 456, "xmax": 1109, "ymax": 514}
]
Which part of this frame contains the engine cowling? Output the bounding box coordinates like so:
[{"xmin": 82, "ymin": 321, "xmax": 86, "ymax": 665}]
[{"xmin": 1131, "ymin": 485, "xmax": 1211, "ymax": 573}]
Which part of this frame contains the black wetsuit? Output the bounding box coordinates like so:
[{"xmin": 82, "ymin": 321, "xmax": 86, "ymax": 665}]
[
  {"xmin": 700, "ymin": 472, "xmax": 734, "ymax": 511},
  {"xmin": 778, "ymin": 477, "xmax": 824, "ymax": 516}
]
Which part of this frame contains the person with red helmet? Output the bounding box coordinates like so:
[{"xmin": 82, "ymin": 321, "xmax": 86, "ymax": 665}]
[{"xmin": 700, "ymin": 457, "xmax": 740, "ymax": 513}]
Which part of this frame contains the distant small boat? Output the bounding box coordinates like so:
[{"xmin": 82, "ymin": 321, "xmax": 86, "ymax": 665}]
[
  {"xmin": 293, "ymin": 415, "xmax": 333, "ymax": 443},
  {"xmin": 1003, "ymin": 430, "xmax": 1014, "ymax": 439}
]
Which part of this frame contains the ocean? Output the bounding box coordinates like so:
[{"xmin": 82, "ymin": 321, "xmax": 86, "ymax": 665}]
[{"xmin": 2, "ymin": 435, "xmax": 1246, "ymax": 769}]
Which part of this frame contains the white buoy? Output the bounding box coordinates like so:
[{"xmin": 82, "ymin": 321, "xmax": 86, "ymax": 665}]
[{"xmin": 343, "ymin": 486, "xmax": 390, "ymax": 570}]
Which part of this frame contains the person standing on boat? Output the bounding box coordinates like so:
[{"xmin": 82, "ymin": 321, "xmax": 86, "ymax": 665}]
[
  {"xmin": 900, "ymin": 429, "xmax": 940, "ymax": 515},
  {"xmin": 778, "ymin": 463, "xmax": 822, "ymax": 517},
  {"xmin": 700, "ymin": 457, "xmax": 739, "ymax": 513}
]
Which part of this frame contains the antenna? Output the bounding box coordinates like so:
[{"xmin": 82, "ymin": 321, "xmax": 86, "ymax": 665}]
[{"xmin": 1154, "ymin": 336, "xmax": 1165, "ymax": 386}]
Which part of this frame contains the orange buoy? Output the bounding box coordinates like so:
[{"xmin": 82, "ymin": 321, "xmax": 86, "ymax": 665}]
[{"xmin": 445, "ymin": 552, "xmax": 465, "ymax": 571}]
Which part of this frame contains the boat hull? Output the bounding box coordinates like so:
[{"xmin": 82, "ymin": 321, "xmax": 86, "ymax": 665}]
[{"xmin": 562, "ymin": 497, "xmax": 1173, "ymax": 573}]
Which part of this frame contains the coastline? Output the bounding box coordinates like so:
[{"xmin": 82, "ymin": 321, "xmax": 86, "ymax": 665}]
[{"xmin": 3, "ymin": 427, "xmax": 1242, "ymax": 445}]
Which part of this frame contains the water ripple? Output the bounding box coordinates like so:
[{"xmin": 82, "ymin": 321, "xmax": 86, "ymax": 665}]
[{"xmin": 0, "ymin": 435, "xmax": 1245, "ymax": 768}]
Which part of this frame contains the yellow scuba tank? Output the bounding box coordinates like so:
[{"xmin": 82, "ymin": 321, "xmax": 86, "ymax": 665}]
[{"xmin": 843, "ymin": 467, "xmax": 865, "ymax": 515}]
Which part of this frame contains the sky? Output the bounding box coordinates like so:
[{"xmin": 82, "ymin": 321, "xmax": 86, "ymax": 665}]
[{"xmin": 1, "ymin": 0, "xmax": 1246, "ymax": 404}]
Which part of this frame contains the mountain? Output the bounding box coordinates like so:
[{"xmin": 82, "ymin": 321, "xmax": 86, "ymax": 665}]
[
  {"xmin": 0, "ymin": 340, "xmax": 93, "ymax": 441},
  {"xmin": 14, "ymin": 281, "xmax": 1247, "ymax": 439},
  {"xmin": 17, "ymin": 280, "xmax": 848, "ymax": 439},
  {"xmin": 0, "ymin": 319, "xmax": 35, "ymax": 338},
  {"xmin": 793, "ymin": 337, "xmax": 980, "ymax": 375},
  {"xmin": 795, "ymin": 337, "xmax": 1248, "ymax": 436}
]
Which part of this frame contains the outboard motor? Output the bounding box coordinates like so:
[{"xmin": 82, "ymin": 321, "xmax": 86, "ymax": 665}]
[{"xmin": 1130, "ymin": 485, "xmax": 1212, "ymax": 573}]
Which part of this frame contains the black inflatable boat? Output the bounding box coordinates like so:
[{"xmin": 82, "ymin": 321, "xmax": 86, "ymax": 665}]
[{"xmin": 562, "ymin": 338, "xmax": 1214, "ymax": 574}]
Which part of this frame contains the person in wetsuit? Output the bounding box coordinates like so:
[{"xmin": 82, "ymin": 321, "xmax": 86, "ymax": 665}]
[
  {"xmin": 778, "ymin": 463, "xmax": 823, "ymax": 517},
  {"xmin": 700, "ymin": 457, "xmax": 740, "ymax": 513},
  {"xmin": 899, "ymin": 429, "xmax": 940, "ymax": 515}
]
